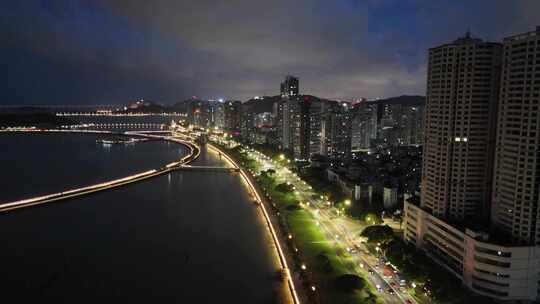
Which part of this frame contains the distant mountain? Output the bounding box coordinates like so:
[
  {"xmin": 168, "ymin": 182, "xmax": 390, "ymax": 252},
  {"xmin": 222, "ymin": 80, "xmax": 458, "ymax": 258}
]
[
  {"xmin": 169, "ymin": 100, "xmax": 190, "ymax": 113},
  {"xmin": 242, "ymin": 95, "xmax": 280, "ymax": 113},
  {"xmin": 112, "ymin": 99, "xmax": 167, "ymax": 113},
  {"xmin": 371, "ymin": 95, "xmax": 425, "ymax": 106},
  {"xmin": 0, "ymin": 113, "xmax": 77, "ymax": 128}
]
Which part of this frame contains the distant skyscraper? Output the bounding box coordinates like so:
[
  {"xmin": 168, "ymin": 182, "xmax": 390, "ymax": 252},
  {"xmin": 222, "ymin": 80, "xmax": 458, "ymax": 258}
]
[
  {"xmin": 309, "ymin": 99, "xmax": 329, "ymax": 156},
  {"xmin": 280, "ymin": 75, "xmax": 299, "ymax": 98},
  {"xmin": 274, "ymin": 99, "xmax": 285, "ymax": 148},
  {"xmin": 322, "ymin": 102, "xmax": 352, "ymax": 161},
  {"xmin": 492, "ymin": 26, "xmax": 540, "ymax": 245},
  {"xmin": 351, "ymin": 102, "xmax": 378, "ymax": 150},
  {"xmin": 280, "ymin": 99, "xmax": 295, "ymax": 150},
  {"xmin": 214, "ymin": 102, "xmax": 225, "ymax": 129},
  {"xmin": 186, "ymin": 98, "xmax": 210, "ymax": 128},
  {"xmin": 421, "ymin": 33, "xmax": 502, "ymax": 221},
  {"xmin": 401, "ymin": 106, "xmax": 424, "ymax": 145},
  {"xmin": 224, "ymin": 100, "xmax": 242, "ymax": 133},
  {"xmin": 240, "ymin": 101, "xmax": 256, "ymax": 142},
  {"xmin": 279, "ymin": 96, "xmax": 310, "ymax": 160},
  {"xmin": 293, "ymin": 97, "xmax": 310, "ymax": 160}
]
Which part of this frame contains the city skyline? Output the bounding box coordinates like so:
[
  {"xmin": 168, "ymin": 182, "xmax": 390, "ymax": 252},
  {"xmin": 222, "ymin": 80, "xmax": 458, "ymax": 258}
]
[
  {"xmin": 2, "ymin": 2, "xmax": 540, "ymax": 304},
  {"xmin": 2, "ymin": 1, "xmax": 540, "ymax": 105}
]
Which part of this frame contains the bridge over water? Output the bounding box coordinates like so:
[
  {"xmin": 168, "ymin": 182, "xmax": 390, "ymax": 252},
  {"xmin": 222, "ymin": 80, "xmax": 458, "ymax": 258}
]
[
  {"xmin": 176, "ymin": 165, "xmax": 239, "ymax": 173},
  {"xmin": 0, "ymin": 129, "xmax": 235, "ymax": 213}
]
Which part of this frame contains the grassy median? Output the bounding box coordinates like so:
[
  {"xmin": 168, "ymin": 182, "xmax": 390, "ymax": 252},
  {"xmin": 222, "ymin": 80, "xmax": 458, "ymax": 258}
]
[{"xmin": 214, "ymin": 141, "xmax": 380, "ymax": 304}]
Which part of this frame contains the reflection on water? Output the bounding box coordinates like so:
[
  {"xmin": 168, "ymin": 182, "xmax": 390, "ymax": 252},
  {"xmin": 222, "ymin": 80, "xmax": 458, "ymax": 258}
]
[
  {"xmin": 0, "ymin": 135, "xmax": 283, "ymax": 303},
  {"xmin": 0, "ymin": 133, "xmax": 186, "ymax": 202}
]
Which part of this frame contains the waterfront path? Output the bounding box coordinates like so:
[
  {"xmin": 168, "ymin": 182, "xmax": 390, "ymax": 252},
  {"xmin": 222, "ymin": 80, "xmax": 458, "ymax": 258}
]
[{"xmin": 208, "ymin": 143, "xmax": 302, "ymax": 304}]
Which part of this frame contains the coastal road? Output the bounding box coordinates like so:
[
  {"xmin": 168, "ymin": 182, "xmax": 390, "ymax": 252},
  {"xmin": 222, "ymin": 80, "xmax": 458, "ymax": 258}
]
[{"xmin": 245, "ymin": 149, "xmax": 417, "ymax": 304}]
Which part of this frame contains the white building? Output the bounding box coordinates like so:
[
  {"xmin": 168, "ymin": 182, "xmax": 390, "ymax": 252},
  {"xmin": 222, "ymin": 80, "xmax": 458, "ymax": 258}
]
[{"xmin": 404, "ymin": 201, "xmax": 540, "ymax": 301}]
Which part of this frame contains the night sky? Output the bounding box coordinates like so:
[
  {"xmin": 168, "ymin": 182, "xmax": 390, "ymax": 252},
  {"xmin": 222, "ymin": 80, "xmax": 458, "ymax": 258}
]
[{"xmin": 1, "ymin": 1, "xmax": 539, "ymax": 105}]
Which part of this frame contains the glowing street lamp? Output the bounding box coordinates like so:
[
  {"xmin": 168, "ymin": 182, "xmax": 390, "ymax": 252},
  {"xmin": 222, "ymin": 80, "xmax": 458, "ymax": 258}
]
[{"xmin": 344, "ymin": 199, "xmax": 351, "ymax": 206}]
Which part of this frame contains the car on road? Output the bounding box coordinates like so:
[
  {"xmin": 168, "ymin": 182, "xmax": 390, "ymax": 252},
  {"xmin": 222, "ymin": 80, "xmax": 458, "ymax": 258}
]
[
  {"xmin": 368, "ymin": 269, "xmax": 374, "ymax": 275},
  {"xmin": 387, "ymin": 288, "xmax": 395, "ymax": 295}
]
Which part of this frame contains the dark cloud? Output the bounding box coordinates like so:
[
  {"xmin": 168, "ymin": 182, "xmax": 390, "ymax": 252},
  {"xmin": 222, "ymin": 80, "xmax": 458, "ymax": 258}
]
[{"xmin": 1, "ymin": 0, "xmax": 539, "ymax": 104}]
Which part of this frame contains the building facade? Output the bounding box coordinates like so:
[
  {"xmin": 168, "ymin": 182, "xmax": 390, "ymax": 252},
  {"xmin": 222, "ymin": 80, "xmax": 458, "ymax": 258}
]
[
  {"xmin": 405, "ymin": 201, "xmax": 540, "ymax": 301},
  {"xmin": 322, "ymin": 102, "xmax": 352, "ymax": 162},
  {"xmin": 421, "ymin": 33, "xmax": 502, "ymax": 221},
  {"xmin": 401, "ymin": 105, "xmax": 424, "ymax": 145},
  {"xmin": 280, "ymin": 75, "xmax": 299, "ymax": 98},
  {"xmin": 224, "ymin": 100, "xmax": 242, "ymax": 133},
  {"xmin": 491, "ymin": 26, "xmax": 540, "ymax": 245},
  {"xmin": 404, "ymin": 27, "xmax": 540, "ymax": 302},
  {"xmin": 351, "ymin": 101, "xmax": 378, "ymax": 151}
]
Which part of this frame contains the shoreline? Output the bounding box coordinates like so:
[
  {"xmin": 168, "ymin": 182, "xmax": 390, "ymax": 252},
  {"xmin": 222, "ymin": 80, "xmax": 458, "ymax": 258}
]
[{"xmin": 208, "ymin": 143, "xmax": 304, "ymax": 304}]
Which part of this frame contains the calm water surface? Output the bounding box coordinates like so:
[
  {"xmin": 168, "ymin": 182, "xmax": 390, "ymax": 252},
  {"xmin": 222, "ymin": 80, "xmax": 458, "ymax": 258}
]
[
  {"xmin": 0, "ymin": 133, "xmax": 282, "ymax": 303},
  {"xmin": 0, "ymin": 133, "xmax": 186, "ymax": 202}
]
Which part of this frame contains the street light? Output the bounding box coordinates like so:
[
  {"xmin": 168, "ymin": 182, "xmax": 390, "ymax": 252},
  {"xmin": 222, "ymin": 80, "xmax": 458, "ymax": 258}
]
[{"xmin": 344, "ymin": 199, "xmax": 351, "ymax": 206}]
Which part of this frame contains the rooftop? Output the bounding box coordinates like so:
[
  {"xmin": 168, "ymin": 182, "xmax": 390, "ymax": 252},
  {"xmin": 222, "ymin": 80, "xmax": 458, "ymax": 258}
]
[
  {"xmin": 453, "ymin": 30, "xmax": 483, "ymax": 44},
  {"xmin": 503, "ymin": 25, "xmax": 540, "ymax": 42}
]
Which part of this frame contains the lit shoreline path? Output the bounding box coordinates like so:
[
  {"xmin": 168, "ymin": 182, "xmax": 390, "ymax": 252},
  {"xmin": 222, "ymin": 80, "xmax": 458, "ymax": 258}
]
[
  {"xmin": 0, "ymin": 129, "xmax": 200, "ymax": 213},
  {"xmin": 208, "ymin": 143, "xmax": 301, "ymax": 304}
]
